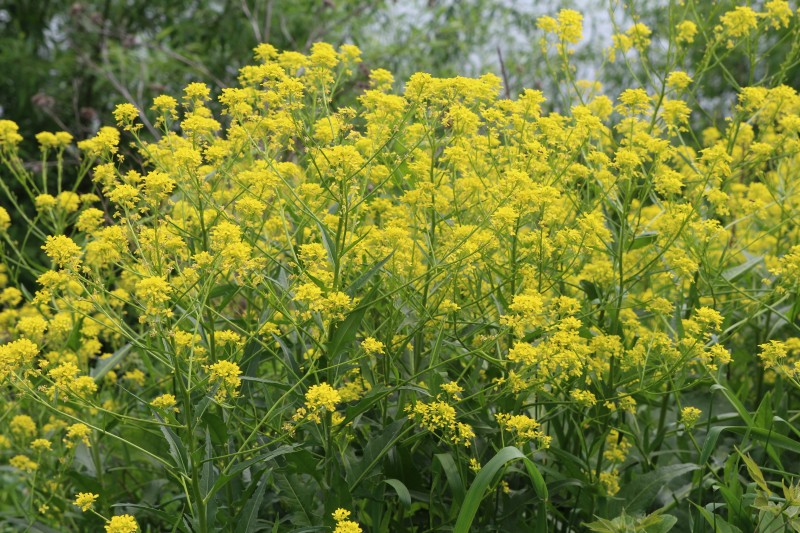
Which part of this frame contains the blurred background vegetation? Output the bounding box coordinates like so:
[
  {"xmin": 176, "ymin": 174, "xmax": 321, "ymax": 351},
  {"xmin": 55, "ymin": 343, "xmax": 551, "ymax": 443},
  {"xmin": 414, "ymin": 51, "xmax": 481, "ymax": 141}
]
[{"xmin": 2, "ymin": 0, "xmax": 800, "ymax": 149}]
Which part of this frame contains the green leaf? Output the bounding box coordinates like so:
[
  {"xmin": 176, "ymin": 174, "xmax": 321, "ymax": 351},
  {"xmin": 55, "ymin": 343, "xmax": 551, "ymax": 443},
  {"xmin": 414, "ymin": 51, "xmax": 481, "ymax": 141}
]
[
  {"xmin": 612, "ymin": 463, "xmax": 698, "ymax": 515},
  {"xmin": 692, "ymin": 503, "xmax": 744, "ymax": 533},
  {"xmin": 206, "ymin": 445, "xmax": 297, "ymax": 502},
  {"xmin": 346, "ymin": 253, "xmax": 392, "ymax": 297},
  {"xmin": 713, "ymin": 426, "xmax": 800, "ymax": 455},
  {"xmin": 434, "ymin": 452, "xmax": 465, "ymax": 512},
  {"xmin": 711, "ymin": 383, "xmax": 754, "ymax": 426},
  {"xmin": 753, "ymin": 392, "xmax": 783, "ymax": 468},
  {"xmin": 736, "ymin": 448, "xmax": 770, "ymax": 495},
  {"xmin": 348, "ymin": 419, "xmax": 408, "ymax": 490},
  {"xmin": 209, "ymin": 283, "xmax": 241, "ymax": 302},
  {"xmin": 0, "ymin": 518, "xmax": 64, "ymax": 533},
  {"xmin": 235, "ymin": 470, "xmax": 268, "ymax": 533},
  {"xmin": 156, "ymin": 415, "xmax": 189, "ymax": 475},
  {"xmin": 327, "ymin": 283, "xmax": 380, "ymax": 374},
  {"xmin": 91, "ymin": 343, "xmax": 131, "ymax": 382},
  {"xmin": 315, "ymin": 219, "xmax": 338, "ymax": 270},
  {"xmin": 585, "ymin": 510, "xmax": 677, "ymax": 533},
  {"xmin": 454, "ymin": 447, "xmax": 547, "ymax": 533},
  {"xmin": 203, "ymin": 411, "xmax": 228, "ymax": 447},
  {"xmin": 700, "ymin": 426, "xmax": 728, "ymax": 466},
  {"xmin": 629, "ymin": 231, "xmax": 659, "ymax": 251},
  {"xmin": 275, "ymin": 472, "xmax": 318, "ymax": 526},
  {"xmin": 722, "ymin": 255, "xmax": 763, "ymax": 283},
  {"xmin": 643, "ymin": 514, "xmax": 678, "ymax": 533},
  {"xmin": 343, "ymin": 385, "xmax": 429, "ymax": 426},
  {"xmin": 200, "ymin": 429, "xmax": 218, "ymax": 500},
  {"xmin": 383, "ymin": 479, "xmax": 412, "ymax": 507},
  {"xmin": 274, "ymin": 335, "xmax": 302, "ymax": 379},
  {"xmin": 579, "ymin": 280, "xmax": 599, "ymax": 301}
]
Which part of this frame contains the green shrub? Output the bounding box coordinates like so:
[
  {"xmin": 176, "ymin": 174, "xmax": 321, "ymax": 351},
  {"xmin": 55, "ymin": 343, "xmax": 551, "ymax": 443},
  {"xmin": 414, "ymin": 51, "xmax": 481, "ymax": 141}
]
[{"xmin": 1, "ymin": 3, "xmax": 800, "ymax": 531}]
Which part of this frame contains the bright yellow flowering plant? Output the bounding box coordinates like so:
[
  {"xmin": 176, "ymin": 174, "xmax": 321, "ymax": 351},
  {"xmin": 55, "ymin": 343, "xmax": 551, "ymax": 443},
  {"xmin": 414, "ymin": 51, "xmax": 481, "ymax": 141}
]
[{"xmin": 1, "ymin": 2, "xmax": 800, "ymax": 531}]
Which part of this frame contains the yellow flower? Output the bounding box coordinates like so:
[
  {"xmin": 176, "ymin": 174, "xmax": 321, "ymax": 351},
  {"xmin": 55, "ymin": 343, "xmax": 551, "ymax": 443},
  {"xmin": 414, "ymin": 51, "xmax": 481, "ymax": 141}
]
[
  {"xmin": 603, "ymin": 429, "xmax": 631, "ymax": 462},
  {"xmin": 73, "ymin": 492, "xmax": 99, "ymax": 512},
  {"xmin": 134, "ymin": 276, "xmax": 173, "ymax": 312},
  {"xmin": 78, "ymin": 127, "xmax": 120, "ymax": 158},
  {"xmin": 142, "ymin": 171, "xmax": 175, "ymax": 200},
  {"xmin": 64, "ymin": 423, "xmax": 92, "ymax": 448},
  {"xmin": 9, "ymin": 454, "xmax": 38, "ymax": 473},
  {"xmin": 332, "ymin": 508, "xmax": 362, "ymax": 533},
  {"xmin": 361, "ymin": 337, "xmax": 385, "ymax": 355},
  {"xmin": 0, "ymin": 120, "xmax": 23, "ymax": 148},
  {"xmin": 369, "ymin": 68, "xmax": 394, "ymax": 91},
  {"xmin": 408, "ymin": 400, "xmax": 474, "ymax": 446},
  {"xmin": 666, "ymin": 71, "xmax": 693, "ymax": 91},
  {"xmin": 54, "ymin": 131, "xmax": 73, "ymax": 147},
  {"xmin": 151, "ymin": 393, "xmax": 178, "ymax": 411},
  {"xmin": 661, "ymin": 99, "xmax": 691, "ymax": 133},
  {"xmin": 676, "ymin": 20, "xmax": 697, "ymax": 44},
  {"xmin": 183, "ymin": 82, "xmax": 211, "ymax": 103},
  {"xmin": 441, "ymin": 382, "xmax": 463, "ymax": 400},
  {"xmin": 626, "ymin": 23, "xmax": 652, "ymax": 51},
  {"xmin": 253, "ymin": 43, "xmax": 278, "ymax": 62},
  {"xmin": 107, "ymin": 184, "xmax": 140, "ymax": 210},
  {"xmin": 305, "ymin": 383, "xmax": 340, "ymax": 413},
  {"xmin": 105, "ymin": 514, "xmax": 139, "ymax": 533},
  {"xmin": 332, "ymin": 509, "xmax": 351, "ymax": 522},
  {"xmin": 720, "ymin": 6, "xmax": 759, "ymax": 39},
  {"xmin": 30, "ymin": 438, "xmax": 52, "ymax": 452},
  {"xmin": 339, "ymin": 44, "xmax": 362, "ymax": 63},
  {"xmin": 113, "ymin": 103, "xmax": 139, "ymax": 130},
  {"xmin": 11, "ymin": 415, "xmax": 37, "ymax": 438},
  {"xmin": 537, "ymin": 15, "xmax": 558, "ymax": 33},
  {"xmin": 617, "ymin": 88, "xmax": 651, "ymax": 115},
  {"xmin": 123, "ymin": 369, "xmax": 146, "ymax": 387},
  {"xmin": 570, "ymin": 389, "xmax": 597, "ymax": 407},
  {"xmin": 557, "ymin": 9, "xmax": 583, "ymax": 44},
  {"xmin": 0, "ymin": 287, "xmax": 22, "ymax": 306},
  {"xmin": 0, "ymin": 339, "xmax": 40, "ymax": 378},
  {"xmin": 76, "ymin": 208, "xmax": 106, "ymax": 233},
  {"xmin": 496, "ymin": 412, "xmax": 550, "ymax": 448},
  {"xmin": 42, "ymin": 235, "xmax": 82, "ymax": 269},
  {"xmin": 35, "ymin": 194, "xmax": 57, "ymax": 211},
  {"xmin": 599, "ymin": 470, "xmax": 620, "ymax": 496},
  {"xmin": 765, "ymin": 0, "xmax": 793, "ymax": 29},
  {"xmin": 0, "ymin": 206, "xmax": 9, "ymax": 232},
  {"xmin": 205, "ymin": 360, "xmax": 242, "ymax": 401},
  {"xmin": 334, "ymin": 519, "xmax": 362, "ymax": 533},
  {"xmin": 152, "ymin": 94, "xmax": 179, "ymax": 118},
  {"xmin": 309, "ymin": 42, "xmax": 339, "ymax": 69},
  {"xmin": 681, "ymin": 407, "xmax": 702, "ymax": 428},
  {"xmin": 36, "ymin": 131, "xmax": 59, "ymax": 149},
  {"xmin": 57, "ymin": 191, "xmax": 81, "ymax": 212},
  {"xmin": 654, "ymin": 167, "xmax": 684, "ymax": 196},
  {"xmin": 215, "ymin": 330, "xmax": 243, "ymax": 348}
]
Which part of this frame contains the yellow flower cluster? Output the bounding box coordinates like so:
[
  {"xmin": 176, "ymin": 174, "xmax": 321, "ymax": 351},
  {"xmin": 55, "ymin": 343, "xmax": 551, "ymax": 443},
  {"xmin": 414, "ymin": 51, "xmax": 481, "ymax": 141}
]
[
  {"xmin": 495, "ymin": 413, "xmax": 551, "ymax": 449},
  {"xmin": 408, "ymin": 400, "xmax": 475, "ymax": 447},
  {"xmin": 205, "ymin": 360, "xmax": 242, "ymax": 402},
  {"xmin": 332, "ymin": 509, "xmax": 362, "ymax": 533},
  {"xmin": 73, "ymin": 492, "xmax": 99, "ymax": 511},
  {"xmin": 42, "ymin": 235, "xmax": 82, "ymax": 270},
  {"xmin": 105, "ymin": 514, "xmax": 139, "ymax": 533},
  {"xmin": 0, "ymin": 7, "xmax": 799, "ymax": 528},
  {"xmin": 680, "ymin": 407, "xmax": 702, "ymax": 428}
]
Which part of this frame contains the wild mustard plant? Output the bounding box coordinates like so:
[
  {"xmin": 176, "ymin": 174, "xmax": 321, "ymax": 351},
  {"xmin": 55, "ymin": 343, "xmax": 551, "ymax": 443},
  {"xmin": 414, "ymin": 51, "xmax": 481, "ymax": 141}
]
[{"xmin": 1, "ymin": 1, "xmax": 800, "ymax": 531}]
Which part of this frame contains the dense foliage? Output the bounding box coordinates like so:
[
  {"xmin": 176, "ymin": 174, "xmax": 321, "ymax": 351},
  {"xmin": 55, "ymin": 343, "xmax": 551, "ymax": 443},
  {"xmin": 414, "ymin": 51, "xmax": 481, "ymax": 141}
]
[{"xmin": 2, "ymin": 1, "xmax": 800, "ymax": 532}]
